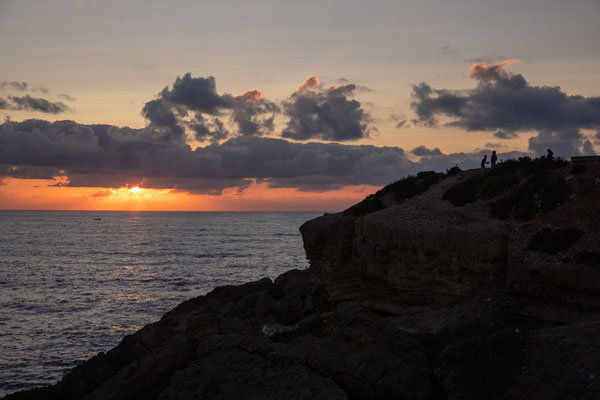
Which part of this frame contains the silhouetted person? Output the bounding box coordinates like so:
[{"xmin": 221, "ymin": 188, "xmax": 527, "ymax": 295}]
[
  {"xmin": 491, "ymin": 151, "xmax": 498, "ymax": 168},
  {"xmin": 481, "ymin": 155, "xmax": 488, "ymax": 168},
  {"xmin": 547, "ymin": 148, "xmax": 554, "ymax": 161}
]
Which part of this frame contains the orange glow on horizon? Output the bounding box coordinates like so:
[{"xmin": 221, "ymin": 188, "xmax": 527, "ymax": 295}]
[{"xmin": 0, "ymin": 178, "xmax": 380, "ymax": 212}]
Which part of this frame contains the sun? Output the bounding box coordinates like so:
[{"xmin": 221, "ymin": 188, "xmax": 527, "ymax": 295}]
[{"xmin": 129, "ymin": 186, "xmax": 142, "ymax": 193}]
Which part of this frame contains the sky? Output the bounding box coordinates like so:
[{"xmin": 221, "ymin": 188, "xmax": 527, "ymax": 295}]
[{"xmin": 0, "ymin": 0, "xmax": 599, "ymax": 210}]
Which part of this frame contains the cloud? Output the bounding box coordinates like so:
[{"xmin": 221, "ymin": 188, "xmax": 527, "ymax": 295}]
[
  {"xmin": 91, "ymin": 189, "xmax": 112, "ymax": 197},
  {"xmin": 528, "ymin": 129, "xmax": 596, "ymax": 157},
  {"xmin": 411, "ymin": 60, "xmax": 600, "ymax": 155},
  {"xmin": 0, "ymin": 163, "xmax": 59, "ymax": 180},
  {"xmin": 484, "ymin": 142, "xmax": 505, "ymax": 148},
  {"xmin": 58, "ymin": 94, "xmax": 76, "ymax": 101},
  {"xmin": 141, "ymin": 98, "xmax": 185, "ymax": 140},
  {"xmin": 0, "ymin": 95, "xmax": 69, "ymax": 114},
  {"xmin": 437, "ymin": 45, "xmax": 460, "ymax": 58},
  {"xmin": 141, "ymin": 73, "xmax": 279, "ymax": 142},
  {"xmin": 0, "ymin": 119, "xmax": 414, "ymax": 193},
  {"xmin": 0, "ymin": 118, "xmax": 543, "ymax": 194},
  {"xmin": 297, "ymin": 76, "xmax": 320, "ymax": 92},
  {"xmin": 32, "ymin": 86, "xmax": 49, "ymax": 94},
  {"xmin": 0, "ymin": 81, "xmax": 28, "ymax": 91},
  {"xmin": 395, "ymin": 120, "xmax": 407, "ymax": 129},
  {"xmin": 140, "ymin": 73, "xmax": 369, "ymax": 143},
  {"xmin": 411, "ymin": 145, "xmax": 442, "ymax": 156},
  {"xmin": 281, "ymin": 76, "xmax": 372, "ymax": 141},
  {"xmin": 390, "ymin": 114, "xmax": 408, "ymax": 129},
  {"xmin": 468, "ymin": 59, "xmax": 520, "ymax": 82},
  {"xmin": 494, "ymin": 130, "xmax": 518, "ymax": 139}
]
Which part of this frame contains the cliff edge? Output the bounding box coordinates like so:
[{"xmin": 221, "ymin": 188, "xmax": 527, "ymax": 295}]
[{"xmin": 6, "ymin": 157, "xmax": 600, "ymax": 400}]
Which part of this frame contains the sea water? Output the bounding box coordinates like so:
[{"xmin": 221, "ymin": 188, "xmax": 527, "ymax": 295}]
[{"xmin": 0, "ymin": 211, "xmax": 321, "ymax": 397}]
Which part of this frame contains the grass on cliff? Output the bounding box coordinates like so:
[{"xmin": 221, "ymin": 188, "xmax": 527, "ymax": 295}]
[
  {"xmin": 344, "ymin": 169, "xmax": 457, "ymax": 216},
  {"xmin": 528, "ymin": 227, "xmax": 583, "ymax": 255},
  {"xmin": 442, "ymin": 156, "xmax": 571, "ymax": 220}
]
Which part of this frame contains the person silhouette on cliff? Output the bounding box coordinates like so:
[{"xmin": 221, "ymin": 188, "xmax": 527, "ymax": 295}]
[
  {"xmin": 491, "ymin": 151, "xmax": 498, "ymax": 168},
  {"xmin": 481, "ymin": 154, "xmax": 488, "ymax": 168},
  {"xmin": 547, "ymin": 148, "xmax": 554, "ymax": 161}
]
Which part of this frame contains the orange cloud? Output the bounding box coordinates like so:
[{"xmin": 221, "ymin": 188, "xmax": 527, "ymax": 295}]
[
  {"xmin": 469, "ymin": 59, "xmax": 520, "ymax": 82},
  {"xmin": 91, "ymin": 189, "xmax": 112, "ymax": 197},
  {"xmin": 233, "ymin": 89, "xmax": 265, "ymax": 103},
  {"xmin": 297, "ymin": 76, "xmax": 319, "ymax": 92}
]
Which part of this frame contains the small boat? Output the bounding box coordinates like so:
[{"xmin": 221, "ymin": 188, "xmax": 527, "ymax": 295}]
[{"xmin": 94, "ymin": 217, "xmax": 101, "ymax": 221}]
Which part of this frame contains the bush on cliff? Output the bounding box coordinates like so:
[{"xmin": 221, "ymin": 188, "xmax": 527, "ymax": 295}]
[
  {"xmin": 344, "ymin": 170, "xmax": 446, "ymax": 216},
  {"xmin": 489, "ymin": 172, "xmax": 571, "ymax": 220}
]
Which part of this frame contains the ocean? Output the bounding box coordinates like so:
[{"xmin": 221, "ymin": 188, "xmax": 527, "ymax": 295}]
[{"xmin": 0, "ymin": 211, "xmax": 321, "ymax": 397}]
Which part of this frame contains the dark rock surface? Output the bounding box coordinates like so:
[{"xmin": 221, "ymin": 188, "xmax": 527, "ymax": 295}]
[{"xmin": 6, "ymin": 159, "xmax": 600, "ymax": 399}]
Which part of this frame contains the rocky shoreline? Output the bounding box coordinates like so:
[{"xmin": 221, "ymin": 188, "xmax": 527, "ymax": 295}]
[{"xmin": 6, "ymin": 158, "xmax": 600, "ymax": 399}]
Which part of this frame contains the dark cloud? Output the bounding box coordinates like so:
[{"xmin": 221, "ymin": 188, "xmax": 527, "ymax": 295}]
[
  {"xmin": 141, "ymin": 98, "xmax": 185, "ymax": 140},
  {"xmin": 484, "ymin": 142, "xmax": 505, "ymax": 148},
  {"xmin": 494, "ymin": 130, "xmax": 518, "ymax": 139},
  {"xmin": 528, "ymin": 129, "xmax": 596, "ymax": 157},
  {"xmin": 411, "ymin": 60, "xmax": 600, "ymax": 135},
  {"xmin": 58, "ymin": 94, "xmax": 76, "ymax": 101},
  {"xmin": 281, "ymin": 76, "xmax": 372, "ymax": 141},
  {"xmin": 0, "ymin": 119, "xmax": 415, "ymax": 193},
  {"xmin": 0, "ymin": 95, "xmax": 69, "ymax": 114},
  {"xmin": 0, "ymin": 163, "xmax": 60, "ymax": 180},
  {"xmin": 1, "ymin": 119, "xmax": 545, "ymax": 194},
  {"xmin": 231, "ymin": 90, "xmax": 279, "ymax": 136},
  {"xmin": 141, "ymin": 73, "xmax": 279, "ymax": 142},
  {"xmin": 390, "ymin": 114, "xmax": 408, "ymax": 129},
  {"xmin": 0, "ymin": 81, "xmax": 28, "ymax": 91},
  {"xmin": 395, "ymin": 120, "xmax": 407, "ymax": 129},
  {"xmin": 160, "ymin": 74, "xmax": 229, "ymax": 114},
  {"xmin": 411, "ymin": 145, "xmax": 442, "ymax": 156},
  {"xmin": 189, "ymin": 115, "xmax": 229, "ymax": 142},
  {"xmin": 582, "ymin": 140, "xmax": 596, "ymax": 155}
]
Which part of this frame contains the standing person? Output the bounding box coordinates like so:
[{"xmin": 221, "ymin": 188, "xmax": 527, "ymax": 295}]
[
  {"xmin": 481, "ymin": 154, "xmax": 488, "ymax": 168},
  {"xmin": 491, "ymin": 150, "xmax": 498, "ymax": 168},
  {"xmin": 547, "ymin": 148, "xmax": 554, "ymax": 161}
]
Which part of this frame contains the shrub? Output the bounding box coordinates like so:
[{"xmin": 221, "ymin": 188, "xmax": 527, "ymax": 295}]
[
  {"xmin": 445, "ymin": 166, "xmax": 462, "ymax": 176},
  {"xmin": 343, "ymin": 170, "xmax": 445, "ymax": 216},
  {"xmin": 528, "ymin": 227, "xmax": 583, "ymax": 255},
  {"xmin": 343, "ymin": 196, "xmax": 384, "ymax": 216},
  {"xmin": 443, "ymin": 175, "xmax": 484, "ymax": 206},
  {"xmin": 489, "ymin": 171, "xmax": 571, "ymax": 220},
  {"xmin": 539, "ymin": 177, "xmax": 572, "ymax": 213}
]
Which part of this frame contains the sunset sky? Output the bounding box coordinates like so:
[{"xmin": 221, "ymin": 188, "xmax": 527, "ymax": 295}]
[{"xmin": 1, "ymin": 0, "xmax": 599, "ymax": 210}]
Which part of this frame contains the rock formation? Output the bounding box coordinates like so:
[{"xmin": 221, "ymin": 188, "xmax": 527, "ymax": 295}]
[{"xmin": 6, "ymin": 157, "xmax": 600, "ymax": 400}]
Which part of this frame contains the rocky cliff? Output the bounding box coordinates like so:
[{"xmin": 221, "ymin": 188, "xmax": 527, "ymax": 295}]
[{"xmin": 6, "ymin": 157, "xmax": 600, "ymax": 400}]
